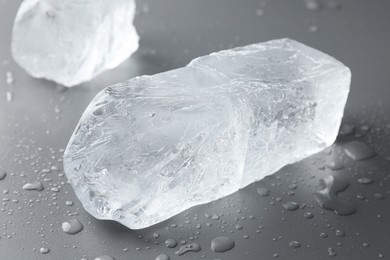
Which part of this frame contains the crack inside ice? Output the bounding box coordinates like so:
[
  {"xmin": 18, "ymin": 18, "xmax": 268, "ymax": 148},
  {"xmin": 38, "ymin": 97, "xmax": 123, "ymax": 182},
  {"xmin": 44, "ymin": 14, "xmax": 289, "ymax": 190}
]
[{"xmin": 64, "ymin": 38, "xmax": 351, "ymax": 229}]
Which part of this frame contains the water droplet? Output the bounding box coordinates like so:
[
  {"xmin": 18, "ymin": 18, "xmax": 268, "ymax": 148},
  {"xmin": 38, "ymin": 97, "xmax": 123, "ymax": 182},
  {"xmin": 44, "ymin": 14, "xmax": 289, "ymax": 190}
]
[
  {"xmin": 257, "ymin": 187, "xmax": 270, "ymax": 197},
  {"xmin": 210, "ymin": 236, "xmax": 235, "ymax": 253},
  {"xmin": 212, "ymin": 213, "xmax": 220, "ymax": 220},
  {"xmin": 326, "ymin": 160, "xmax": 344, "ymax": 170},
  {"xmin": 328, "ymin": 0, "xmax": 342, "ymax": 10},
  {"xmin": 374, "ymin": 193, "xmax": 384, "ymax": 199},
  {"xmin": 309, "ymin": 25, "xmax": 319, "ymax": 33},
  {"xmin": 235, "ymin": 224, "xmax": 243, "ymax": 230},
  {"xmin": 304, "ymin": 0, "xmax": 321, "ymax": 11},
  {"xmin": 23, "ymin": 182, "xmax": 44, "ymax": 191},
  {"xmin": 61, "ymin": 219, "xmax": 83, "ymax": 234},
  {"xmin": 335, "ymin": 230, "xmax": 345, "ymax": 237},
  {"xmin": 94, "ymin": 256, "xmax": 114, "ymax": 260},
  {"xmin": 0, "ymin": 171, "xmax": 6, "ymax": 180},
  {"xmin": 65, "ymin": 201, "xmax": 74, "ymax": 206},
  {"xmin": 40, "ymin": 247, "xmax": 50, "ymax": 254},
  {"xmin": 155, "ymin": 253, "xmax": 170, "ymax": 260},
  {"xmin": 282, "ymin": 201, "xmax": 299, "ymax": 211},
  {"xmin": 328, "ymin": 247, "xmax": 337, "ymax": 257},
  {"xmin": 175, "ymin": 243, "xmax": 201, "ymax": 255},
  {"xmin": 344, "ymin": 141, "xmax": 376, "ymax": 161},
  {"xmin": 358, "ymin": 177, "xmax": 373, "ymax": 185},
  {"xmin": 255, "ymin": 9, "xmax": 264, "ymax": 16},
  {"xmin": 339, "ymin": 124, "xmax": 355, "ymax": 136},
  {"xmin": 313, "ymin": 174, "xmax": 357, "ymax": 216},
  {"xmin": 141, "ymin": 3, "xmax": 150, "ymax": 14},
  {"xmin": 289, "ymin": 241, "xmax": 301, "ymax": 248},
  {"xmin": 6, "ymin": 71, "xmax": 14, "ymax": 85},
  {"xmin": 6, "ymin": 91, "xmax": 13, "ymax": 102},
  {"xmin": 165, "ymin": 239, "xmax": 178, "ymax": 248}
]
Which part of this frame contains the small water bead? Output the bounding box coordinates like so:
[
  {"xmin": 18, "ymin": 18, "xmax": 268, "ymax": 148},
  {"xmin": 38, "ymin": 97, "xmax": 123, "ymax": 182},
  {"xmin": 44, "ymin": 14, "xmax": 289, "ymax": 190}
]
[
  {"xmin": 65, "ymin": 201, "xmax": 74, "ymax": 206},
  {"xmin": 61, "ymin": 219, "xmax": 83, "ymax": 234},
  {"xmin": 313, "ymin": 174, "xmax": 356, "ymax": 216},
  {"xmin": 257, "ymin": 187, "xmax": 270, "ymax": 197},
  {"xmin": 320, "ymin": 233, "xmax": 328, "ymax": 238},
  {"xmin": 235, "ymin": 224, "xmax": 243, "ymax": 230},
  {"xmin": 304, "ymin": 0, "xmax": 321, "ymax": 11},
  {"xmin": 94, "ymin": 256, "xmax": 114, "ymax": 260},
  {"xmin": 358, "ymin": 177, "xmax": 374, "ymax": 185},
  {"xmin": 155, "ymin": 253, "xmax": 170, "ymax": 260},
  {"xmin": 328, "ymin": 0, "xmax": 342, "ymax": 10},
  {"xmin": 335, "ymin": 230, "xmax": 345, "ymax": 237},
  {"xmin": 39, "ymin": 247, "xmax": 50, "ymax": 254},
  {"xmin": 374, "ymin": 193, "xmax": 384, "ymax": 199},
  {"xmin": 356, "ymin": 194, "xmax": 366, "ymax": 200},
  {"xmin": 210, "ymin": 237, "xmax": 235, "ymax": 253},
  {"xmin": 304, "ymin": 212, "xmax": 314, "ymax": 219},
  {"xmin": 165, "ymin": 239, "xmax": 178, "ymax": 248},
  {"xmin": 328, "ymin": 247, "xmax": 337, "ymax": 257},
  {"xmin": 343, "ymin": 141, "xmax": 376, "ymax": 161},
  {"xmin": 289, "ymin": 184, "xmax": 297, "ymax": 190},
  {"xmin": 339, "ymin": 124, "xmax": 355, "ymax": 136},
  {"xmin": 6, "ymin": 71, "xmax": 14, "ymax": 85},
  {"xmin": 309, "ymin": 25, "xmax": 319, "ymax": 33},
  {"xmin": 282, "ymin": 201, "xmax": 299, "ymax": 211},
  {"xmin": 255, "ymin": 9, "xmax": 264, "ymax": 16},
  {"xmin": 175, "ymin": 243, "xmax": 201, "ymax": 255},
  {"xmin": 23, "ymin": 182, "xmax": 44, "ymax": 191},
  {"xmin": 289, "ymin": 241, "xmax": 301, "ymax": 248},
  {"xmin": 0, "ymin": 171, "xmax": 6, "ymax": 180},
  {"xmin": 326, "ymin": 160, "xmax": 344, "ymax": 170}
]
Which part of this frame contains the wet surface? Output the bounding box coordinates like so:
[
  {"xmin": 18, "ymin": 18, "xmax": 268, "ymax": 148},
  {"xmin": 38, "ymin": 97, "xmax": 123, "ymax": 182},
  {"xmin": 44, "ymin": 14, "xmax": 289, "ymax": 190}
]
[{"xmin": 1, "ymin": 0, "xmax": 390, "ymax": 259}]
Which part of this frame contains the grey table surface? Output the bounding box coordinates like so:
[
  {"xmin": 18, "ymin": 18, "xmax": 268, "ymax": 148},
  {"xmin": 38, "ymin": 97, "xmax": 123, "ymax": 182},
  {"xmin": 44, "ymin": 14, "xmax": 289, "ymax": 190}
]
[{"xmin": 1, "ymin": 0, "xmax": 390, "ymax": 259}]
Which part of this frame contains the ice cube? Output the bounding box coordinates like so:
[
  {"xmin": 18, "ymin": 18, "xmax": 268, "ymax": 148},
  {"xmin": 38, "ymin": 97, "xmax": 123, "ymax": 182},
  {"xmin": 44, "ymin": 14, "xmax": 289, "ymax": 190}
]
[
  {"xmin": 11, "ymin": 0, "xmax": 139, "ymax": 87},
  {"xmin": 64, "ymin": 39, "xmax": 351, "ymax": 229}
]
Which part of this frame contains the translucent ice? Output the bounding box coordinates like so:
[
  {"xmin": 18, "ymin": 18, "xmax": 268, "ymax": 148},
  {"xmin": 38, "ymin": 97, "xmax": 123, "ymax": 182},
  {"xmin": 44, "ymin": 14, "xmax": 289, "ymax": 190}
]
[
  {"xmin": 64, "ymin": 39, "xmax": 351, "ymax": 229},
  {"xmin": 11, "ymin": 0, "xmax": 139, "ymax": 87}
]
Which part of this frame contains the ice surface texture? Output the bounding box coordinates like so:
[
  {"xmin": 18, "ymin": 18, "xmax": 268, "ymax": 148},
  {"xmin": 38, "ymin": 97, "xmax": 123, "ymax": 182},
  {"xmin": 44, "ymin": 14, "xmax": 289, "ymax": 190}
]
[
  {"xmin": 64, "ymin": 39, "xmax": 351, "ymax": 229},
  {"xmin": 11, "ymin": 0, "xmax": 139, "ymax": 87}
]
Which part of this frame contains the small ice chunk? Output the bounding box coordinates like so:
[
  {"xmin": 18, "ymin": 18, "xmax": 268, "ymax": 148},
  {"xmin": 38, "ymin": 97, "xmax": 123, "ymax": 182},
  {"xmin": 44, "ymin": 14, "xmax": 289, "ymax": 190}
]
[
  {"xmin": 11, "ymin": 0, "xmax": 139, "ymax": 87},
  {"xmin": 64, "ymin": 38, "xmax": 351, "ymax": 229}
]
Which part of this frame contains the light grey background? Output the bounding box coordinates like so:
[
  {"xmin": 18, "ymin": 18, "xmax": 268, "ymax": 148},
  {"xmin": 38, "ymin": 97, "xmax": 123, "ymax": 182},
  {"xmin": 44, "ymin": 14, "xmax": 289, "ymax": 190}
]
[{"xmin": 1, "ymin": 0, "xmax": 390, "ymax": 259}]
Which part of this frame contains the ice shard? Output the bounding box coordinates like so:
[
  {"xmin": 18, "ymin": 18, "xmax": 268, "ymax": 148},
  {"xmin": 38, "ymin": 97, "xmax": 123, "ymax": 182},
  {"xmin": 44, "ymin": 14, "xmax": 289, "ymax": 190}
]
[
  {"xmin": 11, "ymin": 0, "xmax": 139, "ymax": 87},
  {"xmin": 64, "ymin": 39, "xmax": 351, "ymax": 229}
]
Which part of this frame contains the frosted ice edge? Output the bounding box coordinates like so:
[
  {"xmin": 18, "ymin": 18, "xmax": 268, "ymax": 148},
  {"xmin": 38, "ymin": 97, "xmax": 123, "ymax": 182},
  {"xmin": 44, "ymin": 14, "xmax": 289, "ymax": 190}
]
[{"xmin": 64, "ymin": 38, "xmax": 351, "ymax": 229}]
